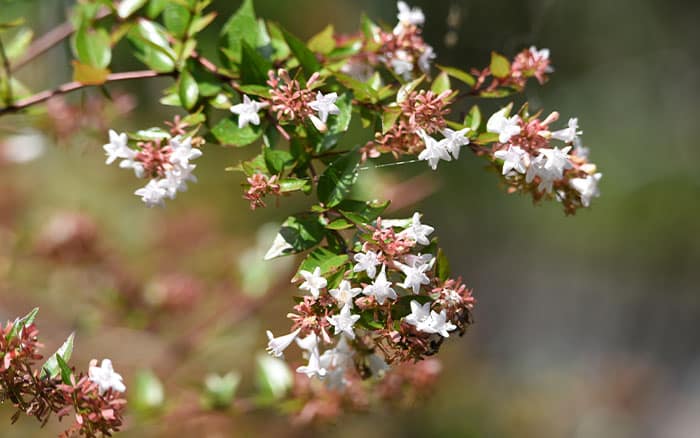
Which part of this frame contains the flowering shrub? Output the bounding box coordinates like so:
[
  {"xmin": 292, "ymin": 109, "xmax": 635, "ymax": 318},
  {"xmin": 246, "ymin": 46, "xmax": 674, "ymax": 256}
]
[{"xmin": 0, "ymin": 0, "xmax": 602, "ymax": 434}]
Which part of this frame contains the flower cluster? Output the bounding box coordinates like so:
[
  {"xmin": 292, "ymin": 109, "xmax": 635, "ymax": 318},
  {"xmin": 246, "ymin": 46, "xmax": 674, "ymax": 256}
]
[
  {"xmin": 471, "ymin": 46, "xmax": 554, "ymax": 95},
  {"xmin": 102, "ymin": 122, "xmax": 203, "ymax": 207},
  {"xmin": 0, "ymin": 311, "xmax": 126, "ymax": 437},
  {"xmin": 486, "ymin": 106, "xmax": 602, "ymax": 214},
  {"xmin": 266, "ymin": 212, "xmax": 475, "ymax": 390}
]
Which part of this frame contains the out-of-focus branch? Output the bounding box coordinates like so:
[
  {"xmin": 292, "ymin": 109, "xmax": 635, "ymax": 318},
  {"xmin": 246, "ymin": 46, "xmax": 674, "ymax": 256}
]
[{"xmin": 0, "ymin": 70, "xmax": 171, "ymax": 116}]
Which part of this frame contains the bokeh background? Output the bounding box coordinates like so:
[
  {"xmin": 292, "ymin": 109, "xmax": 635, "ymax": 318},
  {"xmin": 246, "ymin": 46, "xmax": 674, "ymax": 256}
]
[{"xmin": 1, "ymin": 0, "xmax": 699, "ymax": 436}]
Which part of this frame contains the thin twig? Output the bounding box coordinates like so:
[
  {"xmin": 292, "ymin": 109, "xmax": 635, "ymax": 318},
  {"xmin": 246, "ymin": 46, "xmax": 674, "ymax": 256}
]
[
  {"xmin": 0, "ymin": 70, "xmax": 172, "ymax": 116},
  {"xmin": 11, "ymin": 8, "xmax": 111, "ymax": 72}
]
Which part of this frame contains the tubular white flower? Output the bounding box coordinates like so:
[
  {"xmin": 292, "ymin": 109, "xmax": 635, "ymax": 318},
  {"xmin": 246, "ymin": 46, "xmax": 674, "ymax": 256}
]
[
  {"xmin": 103, "ymin": 130, "xmax": 132, "ymax": 165},
  {"xmin": 327, "ymin": 304, "xmax": 361, "ymax": 339},
  {"xmin": 353, "ymin": 250, "xmax": 380, "ymax": 278},
  {"xmin": 329, "ymin": 280, "xmax": 362, "ymax": 307},
  {"xmin": 551, "ymin": 118, "xmax": 582, "ymax": 143},
  {"xmin": 494, "ymin": 145, "xmax": 529, "ymax": 175},
  {"xmin": 399, "ymin": 212, "xmax": 435, "ymax": 246},
  {"xmin": 362, "ymin": 265, "xmax": 397, "ymax": 305},
  {"xmin": 417, "ymin": 130, "xmax": 451, "ymax": 170},
  {"xmin": 570, "ymin": 172, "xmax": 602, "ymax": 207},
  {"xmin": 441, "ymin": 127, "xmax": 470, "ymax": 159},
  {"xmin": 135, "ymin": 179, "xmax": 168, "ymax": 208},
  {"xmin": 266, "ymin": 328, "xmax": 302, "ymax": 357},
  {"xmin": 308, "ymin": 91, "xmax": 340, "ymax": 123}
]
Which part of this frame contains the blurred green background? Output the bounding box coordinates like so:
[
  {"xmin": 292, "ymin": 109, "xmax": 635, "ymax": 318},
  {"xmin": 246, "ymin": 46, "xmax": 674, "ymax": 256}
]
[{"xmin": 1, "ymin": 0, "xmax": 699, "ymax": 436}]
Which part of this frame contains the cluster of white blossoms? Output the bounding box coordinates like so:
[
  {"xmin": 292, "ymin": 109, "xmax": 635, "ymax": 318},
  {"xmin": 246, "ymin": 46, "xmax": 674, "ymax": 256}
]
[
  {"xmin": 88, "ymin": 358, "xmax": 126, "ymax": 395},
  {"xmin": 102, "ymin": 130, "xmax": 202, "ymax": 207},
  {"xmin": 265, "ymin": 212, "xmax": 475, "ymax": 389},
  {"xmin": 486, "ymin": 106, "xmax": 602, "ymax": 209},
  {"xmin": 418, "ymin": 127, "xmax": 471, "ymax": 170}
]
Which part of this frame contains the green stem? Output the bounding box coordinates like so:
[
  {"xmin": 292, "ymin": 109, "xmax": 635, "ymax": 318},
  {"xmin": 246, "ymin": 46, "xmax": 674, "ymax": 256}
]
[{"xmin": 0, "ymin": 37, "xmax": 13, "ymax": 105}]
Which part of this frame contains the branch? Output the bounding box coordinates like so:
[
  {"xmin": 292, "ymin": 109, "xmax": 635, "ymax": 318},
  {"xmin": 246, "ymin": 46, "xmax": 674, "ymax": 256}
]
[{"xmin": 0, "ymin": 70, "xmax": 172, "ymax": 116}]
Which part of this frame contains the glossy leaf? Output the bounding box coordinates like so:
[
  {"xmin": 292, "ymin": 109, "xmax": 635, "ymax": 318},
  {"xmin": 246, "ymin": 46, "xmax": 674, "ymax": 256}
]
[
  {"xmin": 281, "ymin": 27, "xmax": 321, "ymax": 76},
  {"xmin": 317, "ymin": 148, "xmax": 360, "ymax": 207},
  {"xmin": 163, "ymin": 3, "xmax": 191, "ymax": 39},
  {"xmin": 178, "ymin": 68, "xmax": 199, "ymax": 110},
  {"xmin": 490, "ymin": 52, "xmax": 511, "ymax": 78},
  {"xmin": 117, "ymin": 0, "xmax": 148, "ymax": 19},
  {"xmin": 41, "ymin": 333, "xmax": 75, "ymax": 379},
  {"xmin": 240, "ymin": 40, "xmax": 272, "ymax": 85},
  {"xmin": 437, "ymin": 64, "xmax": 476, "ymax": 87},
  {"xmin": 298, "ymin": 247, "xmax": 349, "ymax": 276},
  {"xmin": 5, "ymin": 307, "xmax": 38, "ymax": 342},
  {"xmin": 276, "ymin": 214, "xmax": 326, "ymax": 255},
  {"xmin": 211, "ymin": 118, "xmax": 262, "ymax": 147},
  {"xmin": 72, "ymin": 60, "xmax": 110, "ymax": 85},
  {"xmin": 74, "ymin": 26, "xmax": 111, "ymax": 69},
  {"xmin": 307, "ymin": 25, "xmax": 335, "ymax": 55},
  {"xmin": 431, "ymin": 71, "xmax": 451, "ymax": 94},
  {"xmin": 219, "ymin": 0, "xmax": 259, "ymax": 64}
]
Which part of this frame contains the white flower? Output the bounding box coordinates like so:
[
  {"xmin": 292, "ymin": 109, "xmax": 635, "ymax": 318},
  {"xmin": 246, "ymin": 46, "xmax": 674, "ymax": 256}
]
[
  {"xmin": 395, "ymin": 1, "xmax": 425, "ymax": 33},
  {"xmin": 551, "ymin": 118, "xmax": 582, "ymax": 143},
  {"xmin": 169, "ymin": 136, "xmax": 202, "ymax": 168},
  {"xmin": 396, "ymin": 254, "xmax": 434, "ymax": 294},
  {"xmin": 295, "ymin": 333, "xmax": 327, "ymax": 379},
  {"xmin": 264, "ymin": 232, "xmax": 294, "ymax": 260},
  {"xmin": 118, "ymin": 156, "xmax": 145, "ymax": 178},
  {"xmin": 570, "ymin": 172, "xmax": 602, "ymax": 207},
  {"xmin": 441, "ymin": 127, "xmax": 470, "ymax": 159},
  {"xmin": 327, "ymin": 304, "xmax": 361, "ymax": 339},
  {"xmin": 494, "ymin": 145, "xmax": 529, "ymax": 175},
  {"xmin": 89, "ymin": 359, "xmax": 126, "ymax": 395},
  {"xmin": 417, "ymin": 130, "xmax": 451, "ymax": 170},
  {"xmin": 362, "ymin": 265, "xmax": 397, "ymax": 305},
  {"xmin": 487, "ymin": 107, "xmax": 522, "ymax": 144},
  {"xmin": 399, "ymin": 212, "xmax": 434, "ymax": 246},
  {"xmin": 390, "ymin": 50, "xmax": 414, "ymax": 80},
  {"xmin": 404, "ymin": 300, "xmax": 434, "ymax": 333},
  {"xmin": 230, "ymin": 95, "xmax": 268, "ymax": 129},
  {"xmin": 298, "ymin": 266, "xmax": 327, "ymax": 298},
  {"xmin": 266, "ymin": 328, "xmax": 301, "ymax": 357},
  {"xmin": 525, "ymin": 156, "xmax": 558, "ymax": 193},
  {"xmin": 319, "ymin": 337, "xmax": 353, "ymax": 390},
  {"xmin": 353, "ymin": 250, "xmax": 380, "ymax": 278},
  {"xmin": 296, "ymin": 349, "xmax": 327, "ymax": 379},
  {"xmin": 308, "ymin": 92, "xmax": 340, "ymax": 123},
  {"xmin": 428, "ymin": 309, "xmax": 456, "ymax": 337},
  {"xmin": 160, "ymin": 164, "xmax": 197, "ymax": 199},
  {"xmin": 539, "ymin": 146, "xmax": 573, "ymax": 178},
  {"xmin": 134, "ymin": 179, "xmax": 167, "ymax": 208},
  {"xmin": 418, "ymin": 45, "xmax": 436, "ymax": 75},
  {"xmin": 529, "ymin": 46, "xmax": 550, "ymax": 61},
  {"xmin": 329, "ymin": 280, "xmax": 362, "ymax": 307},
  {"xmin": 103, "ymin": 130, "xmax": 132, "ymax": 165},
  {"xmin": 573, "ymin": 137, "xmax": 590, "ymax": 159}
]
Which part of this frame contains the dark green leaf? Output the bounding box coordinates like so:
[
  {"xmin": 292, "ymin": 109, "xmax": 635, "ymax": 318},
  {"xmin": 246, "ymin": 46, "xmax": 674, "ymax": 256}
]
[
  {"xmin": 127, "ymin": 20, "xmax": 176, "ymax": 72},
  {"xmin": 281, "ymin": 26, "xmax": 321, "ymax": 76},
  {"xmin": 147, "ymin": 0, "xmax": 170, "ymax": 18},
  {"xmin": 211, "ymin": 118, "xmax": 262, "ymax": 147},
  {"xmin": 317, "ymin": 148, "xmax": 360, "ymax": 207},
  {"xmin": 279, "ymin": 178, "xmax": 310, "ymax": 193},
  {"xmin": 436, "ymin": 248, "xmax": 450, "ymax": 282},
  {"xmin": 334, "ymin": 73, "xmax": 378, "ymax": 103},
  {"xmin": 337, "ymin": 199, "xmax": 389, "ymax": 223},
  {"xmin": 263, "ymin": 147, "xmax": 293, "ymax": 174},
  {"xmin": 275, "ymin": 214, "xmax": 326, "ymax": 255},
  {"xmin": 56, "ymin": 354, "xmax": 73, "ymax": 385},
  {"xmin": 298, "ymin": 247, "xmax": 349, "ymax": 276},
  {"xmin": 240, "ymin": 40, "xmax": 272, "ymax": 85},
  {"xmin": 238, "ymin": 84, "xmax": 270, "ymax": 98}
]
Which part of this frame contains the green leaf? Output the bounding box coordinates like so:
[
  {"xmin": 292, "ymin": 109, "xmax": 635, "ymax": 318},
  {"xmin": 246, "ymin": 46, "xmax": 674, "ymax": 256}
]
[
  {"xmin": 240, "ymin": 40, "xmax": 272, "ymax": 85},
  {"xmin": 317, "ymin": 148, "xmax": 360, "ymax": 207},
  {"xmin": 72, "ymin": 60, "xmax": 110, "ymax": 85},
  {"xmin": 56, "ymin": 354, "xmax": 73, "ymax": 385},
  {"xmin": 219, "ymin": 0, "xmax": 259, "ymax": 64},
  {"xmin": 163, "ymin": 3, "xmax": 191, "ymax": 39},
  {"xmin": 5, "ymin": 28, "xmax": 33, "ymax": 61},
  {"xmin": 237, "ymin": 84, "xmax": 270, "ymax": 98},
  {"xmin": 396, "ymin": 75, "xmax": 424, "ymax": 103},
  {"xmin": 298, "ymin": 247, "xmax": 349, "ymax": 276},
  {"xmin": 337, "ymin": 199, "xmax": 389, "ymax": 223},
  {"xmin": 74, "ymin": 26, "xmax": 111, "ymax": 69},
  {"xmin": 132, "ymin": 370, "xmax": 165, "ymax": 412},
  {"xmin": 436, "ymin": 248, "xmax": 450, "ymax": 282},
  {"xmin": 130, "ymin": 127, "xmax": 171, "ymax": 141},
  {"xmin": 275, "ymin": 214, "xmax": 326, "ymax": 255},
  {"xmin": 279, "ymin": 178, "xmax": 310, "ymax": 193},
  {"xmin": 381, "ymin": 107, "xmax": 401, "ymax": 134},
  {"xmin": 436, "ymin": 65, "xmax": 475, "ymax": 87},
  {"xmin": 310, "ymin": 92, "xmax": 352, "ymax": 153},
  {"xmin": 189, "ymin": 12, "xmax": 217, "ymax": 35},
  {"xmin": 307, "ymin": 25, "xmax": 335, "ymax": 55},
  {"xmin": 263, "ymin": 147, "xmax": 293, "ymax": 174},
  {"xmin": 358, "ymin": 309, "xmax": 384, "ymax": 330},
  {"xmin": 490, "ymin": 51, "xmax": 511, "ymax": 79},
  {"xmin": 6, "ymin": 307, "xmax": 38, "ymax": 342},
  {"xmin": 465, "ymin": 105, "xmax": 482, "ymax": 132},
  {"xmin": 147, "ymin": 0, "xmax": 170, "ymax": 18},
  {"xmin": 211, "ymin": 117, "xmax": 262, "ymax": 147},
  {"xmin": 117, "ymin": 0, "xmax": 148, "ymax": 18},
  {"xmin": 41, "ymin": 333, "xmax": 75, "ymax": 379},
  {"xmin": 127, "ymin": 20, "xmax": 176, "ymax": 72},
  {"xmin": 281, "ymin": 26, "xmax": 321, "ymax": 76},
  {"xmin": 267, "ymin": 22, "xmax": 290, "ymax": 61},
  {"xmin": 431, "ymin": 71, "xmax": 451, "ymax": 94},
  {"xmin": 334, "ymin": 72, "xmax": 378, "ymax": 103},
  {"xmin": 178, "ymin": 68, "xmax": 199, "ymax": 110}
]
